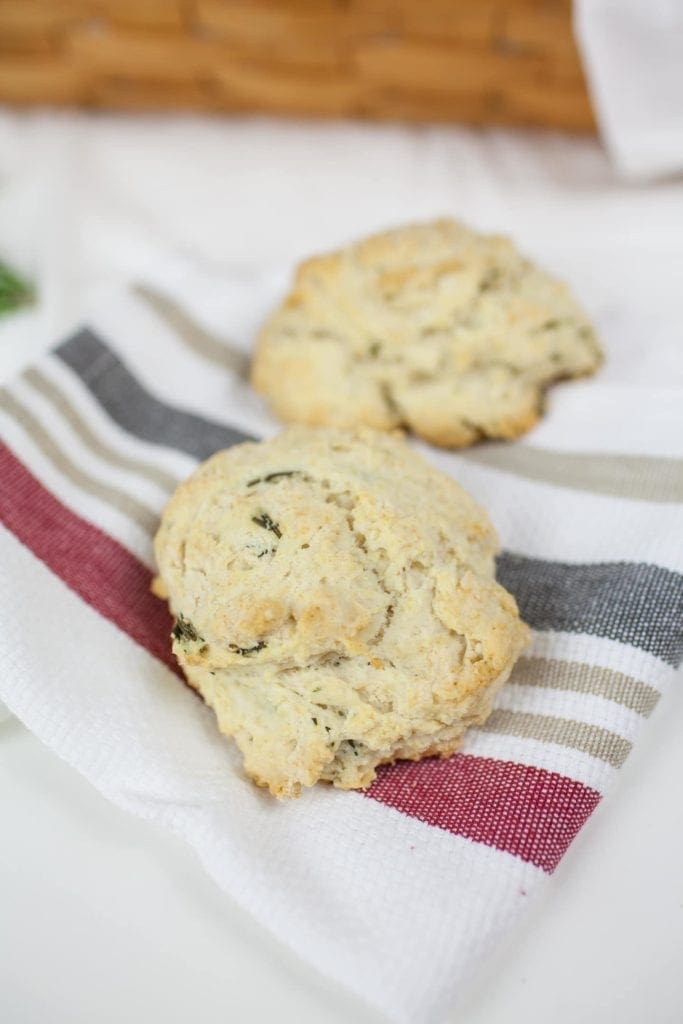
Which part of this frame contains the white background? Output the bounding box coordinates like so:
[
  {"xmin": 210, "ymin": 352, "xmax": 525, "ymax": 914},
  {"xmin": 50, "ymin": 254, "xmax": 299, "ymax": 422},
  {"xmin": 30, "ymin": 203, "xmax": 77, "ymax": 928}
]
[{"xmin": 0, "ymin": 110, "xmax": 682, "ymax": 1023}]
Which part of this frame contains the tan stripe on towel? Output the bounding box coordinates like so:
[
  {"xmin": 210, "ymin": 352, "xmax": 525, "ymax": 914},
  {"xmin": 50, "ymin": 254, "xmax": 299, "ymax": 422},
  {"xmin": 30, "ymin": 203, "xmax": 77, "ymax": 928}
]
[
  {"xmin": 509, "ymin": 656, "xmax": 660, "ymax": 717},
  {"xmin": 0, "ymin": 389, "xmax": 158, "ymax": 536},
  {"xmin": 133, "ymin": 283, "xmax": 250, "ymax": 379},
  {"xmin": 460, "ymin": 444, "xmax": 683, "ymax": 504},
  {"xmin": 478, "ymin": 709, "xmax": 632, "ymax": 768},
  {"xmin": 24, "ymin": 366, "xmax": 179, "ymax": 495}
]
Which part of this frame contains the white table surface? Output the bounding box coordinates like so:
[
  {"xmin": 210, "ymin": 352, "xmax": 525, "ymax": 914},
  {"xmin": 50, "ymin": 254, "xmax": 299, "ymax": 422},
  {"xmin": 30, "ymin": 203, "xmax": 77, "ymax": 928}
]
[{"xmin": 1, "ymin": 110, "xmax": 682, "ymax": 1024}]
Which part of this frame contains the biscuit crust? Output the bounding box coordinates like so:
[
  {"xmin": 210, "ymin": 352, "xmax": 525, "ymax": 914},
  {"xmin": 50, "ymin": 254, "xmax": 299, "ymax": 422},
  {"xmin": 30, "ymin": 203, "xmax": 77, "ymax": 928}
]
[
  {"xmin": 154, "ymin": 428, "xmax": 530, "ymax": 797},
  {"xmin": 252, "ymin": 219, "xmax": 602, "ymax": 447}
]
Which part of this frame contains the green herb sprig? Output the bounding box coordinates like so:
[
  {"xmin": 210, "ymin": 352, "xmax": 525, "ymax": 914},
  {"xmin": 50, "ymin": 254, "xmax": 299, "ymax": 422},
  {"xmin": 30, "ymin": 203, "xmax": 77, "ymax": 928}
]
[{"xmin": 0, "ymin": 262, "xmax": 35, "ymax": 317}]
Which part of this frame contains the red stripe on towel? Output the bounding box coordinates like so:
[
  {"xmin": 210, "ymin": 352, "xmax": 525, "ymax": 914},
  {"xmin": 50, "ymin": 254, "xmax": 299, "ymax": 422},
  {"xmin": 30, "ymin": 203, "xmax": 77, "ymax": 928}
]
[
  {"xmin": 368, "ymin": 753, "xmax": 600, "ymax": 873},
  {"xmin": 0, "ymin": 441, "xmax": 177, "ymax": 674}
]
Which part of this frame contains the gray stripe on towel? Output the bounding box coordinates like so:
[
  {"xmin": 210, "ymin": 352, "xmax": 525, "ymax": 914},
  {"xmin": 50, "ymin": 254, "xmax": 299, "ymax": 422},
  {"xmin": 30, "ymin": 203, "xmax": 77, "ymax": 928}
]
[{"xmin": 57, "ymin": 328, "xmax": 254, "ymax": 461}]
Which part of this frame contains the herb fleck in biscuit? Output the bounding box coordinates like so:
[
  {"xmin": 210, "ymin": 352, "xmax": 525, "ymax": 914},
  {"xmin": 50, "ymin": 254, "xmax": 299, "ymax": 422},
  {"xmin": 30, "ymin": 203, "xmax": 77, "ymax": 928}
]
[
  {"xmin": 154, "ymin": 428, "xmax": 529, "ymax": 798},
  {"xmin": 251, "ymin": 219, "xmax": 601, "ymax": 447}
]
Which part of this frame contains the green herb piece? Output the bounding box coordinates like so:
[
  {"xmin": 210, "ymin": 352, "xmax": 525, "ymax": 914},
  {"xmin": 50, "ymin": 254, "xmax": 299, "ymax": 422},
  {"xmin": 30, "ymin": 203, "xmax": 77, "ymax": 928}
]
[
  {"xmin": 252, "ymin": 512, "xmax": 282, "ymax": 538},
  {"xmin": 256, "ymin": 547, "xmax": 276, "ymax": 558},
  {"xmin": 0, "ymin": 262, "xmax": 35, "ymax": 317},
  {"xmin": 379, "ymin": 382, "xmax": 401, "ymax": 416},
  {"xmin": 264, "ymin": 470, "xmax": 302, "ymax": 484},
  {"xmin": 311, "ymin": 717, "xmax": 318, "ymax": 726},
  {"xmin": 228, "ymin": 640, "xmax": 267, "ymax": 657},
  {"xmin": 367, "ymin": 341, "xmax": 382, "ymax": 358},
  {"xmin": 479, "ymin": 267, "xmax": 502, "ymax": 292},
  {"xmin": 172, "ymin": 613, "xmax": 203, "ymax": 644},
  {"xmin": 247, "ymin": 470, "xmax": 310, "ymax": 487}
]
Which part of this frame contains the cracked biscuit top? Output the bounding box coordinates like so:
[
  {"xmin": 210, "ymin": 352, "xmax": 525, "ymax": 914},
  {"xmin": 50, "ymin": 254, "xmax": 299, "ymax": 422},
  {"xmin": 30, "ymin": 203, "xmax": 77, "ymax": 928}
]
[
  {"xmin": 153, "ymin": 427, "xmax": 530, "ymax": 798},
  {"xmin": 251, "ymin": 218, "xmax": 602, "ymax": 448}
]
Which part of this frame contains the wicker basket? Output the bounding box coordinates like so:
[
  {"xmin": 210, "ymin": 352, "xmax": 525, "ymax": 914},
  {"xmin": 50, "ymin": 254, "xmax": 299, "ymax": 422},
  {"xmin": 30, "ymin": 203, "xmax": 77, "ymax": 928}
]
[{"xmin": 0, "ymin": 0, "xmax": 595, "ymax": 131}]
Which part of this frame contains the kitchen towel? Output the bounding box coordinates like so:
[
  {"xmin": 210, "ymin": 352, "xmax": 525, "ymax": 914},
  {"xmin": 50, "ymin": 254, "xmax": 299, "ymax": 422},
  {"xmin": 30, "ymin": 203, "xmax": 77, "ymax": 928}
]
[
  {"xmin": 576, "ymin": 0, "xmax": 683, "ymax": 178},
  {"xmin": 1, "ymin": 277, "xmax": 682, "ymax": 1024}
]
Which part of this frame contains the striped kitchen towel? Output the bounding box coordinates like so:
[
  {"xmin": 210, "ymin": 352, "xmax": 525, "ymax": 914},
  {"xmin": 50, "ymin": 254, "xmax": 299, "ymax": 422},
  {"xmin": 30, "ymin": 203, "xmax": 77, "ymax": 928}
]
[{"xmin": 1, "ymin": 279, "xmax": 682, "ymax": 1024}]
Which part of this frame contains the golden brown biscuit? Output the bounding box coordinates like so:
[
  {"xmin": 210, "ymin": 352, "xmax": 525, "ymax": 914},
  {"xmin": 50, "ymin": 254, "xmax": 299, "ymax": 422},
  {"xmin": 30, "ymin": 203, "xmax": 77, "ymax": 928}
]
[
  {"xmin": 252, "ymin": 219, "xmax": 601, "ymax": 447},
  {"xmin": 154, "ymin": 427, "xmax": 529, "ymax": 798}
]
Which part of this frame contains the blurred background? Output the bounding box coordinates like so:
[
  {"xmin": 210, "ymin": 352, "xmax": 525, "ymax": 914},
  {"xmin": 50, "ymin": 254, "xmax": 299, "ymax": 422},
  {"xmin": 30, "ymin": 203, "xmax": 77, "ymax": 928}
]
[
  {"xmin": 0, "ymin": 0, "xmax": 595, "ymax": 128},
  {"xmin": 0, "ymin": 0, "xmax": 681, "ymax": 382}
]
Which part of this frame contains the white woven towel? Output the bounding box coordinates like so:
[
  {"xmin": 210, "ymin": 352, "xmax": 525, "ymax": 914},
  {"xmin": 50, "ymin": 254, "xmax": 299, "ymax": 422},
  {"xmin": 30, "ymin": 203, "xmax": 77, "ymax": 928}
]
[
  {"xmin": 1, "ymin": 277, "xmax": 681, "ymax": 1023},
  {"xmin": 576, "ymin": 0, "xmax": 683, "ymax": 178}
]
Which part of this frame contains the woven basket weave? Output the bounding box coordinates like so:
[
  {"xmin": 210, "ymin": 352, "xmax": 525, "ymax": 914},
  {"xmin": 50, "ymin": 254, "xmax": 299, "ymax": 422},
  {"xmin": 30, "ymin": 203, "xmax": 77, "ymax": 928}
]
[{"xmin": 0, "ymin": 0, "xmax": 595, "ymax": 131}]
